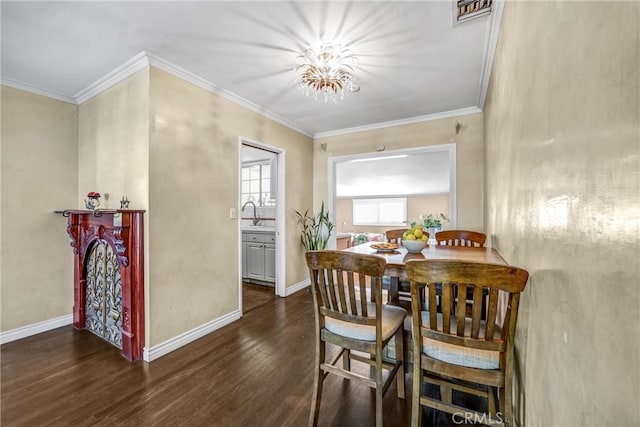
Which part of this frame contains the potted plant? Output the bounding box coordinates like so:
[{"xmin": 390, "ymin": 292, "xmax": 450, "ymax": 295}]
[
  {"xmin": 295, "ymin": 202, "xmax": 335, "ymax": 251},
  {"xmin": 412, "ymin": 213, "xmax": 449, "ymax": 238}
]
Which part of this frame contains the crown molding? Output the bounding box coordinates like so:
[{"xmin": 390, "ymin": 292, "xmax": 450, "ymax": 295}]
[
  {"xmin": 145, "ymin": 53, "xmax": 312, "ymax": 138},
  {"xmin": 313, "ymin": 106, "xmax": 483, "ymax": 139},
  {"xmin": 2, "ymin": 20, "xmax": 502, "ymax": 138},
  {"xmin": 477, "ymin": 0, "xmax": 505, "ymax": 109},
  {"xmin": 1, "ymin": 51, "xmax": 312, "ymax": 137},
  {"xmin": 0, "ymin": 77, "xmax": 77, "ymax": 104},
  {"xmin": 74, "ymin": 51, "xmax": 150, "ymax": 104}
]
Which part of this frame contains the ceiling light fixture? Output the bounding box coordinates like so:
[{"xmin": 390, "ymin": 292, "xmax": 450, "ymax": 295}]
[
  {"xmin": 455, "ymin": 0, "xmax": 493, "ymax": 23},
  {"xmin": 294, "ymin": 43, "xmax": 360, "ymax": 103}
]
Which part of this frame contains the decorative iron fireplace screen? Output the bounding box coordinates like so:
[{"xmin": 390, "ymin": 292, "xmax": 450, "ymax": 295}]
[
  {"xmin": 84, "ymin": 241, "xmax": 123, "ymax": 348},
  {"xmin": 59, "ymin": 209, "xmax": 145, "ymax": 360}
]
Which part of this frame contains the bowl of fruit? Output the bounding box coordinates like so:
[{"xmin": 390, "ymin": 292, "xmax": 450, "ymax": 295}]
[{"xmin": 402, "ymin": 225, "xmax": 429, "ymax": 253}]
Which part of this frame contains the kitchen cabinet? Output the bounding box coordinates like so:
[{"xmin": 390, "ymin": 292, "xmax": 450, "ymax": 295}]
[
  {"xmin": 264, "ymin": 243, "xmax": 276, "ymax": 282},
  {"xmin": 242, "ymin": 242, "xmax": 247, "ymax": 278},
  {"xmin": 242, "ymin": 231, "xmax": 276, "ymax": 284},
  {"xmin": 336, "ymin": 235, "xmax": 351, "ymax": 251}
]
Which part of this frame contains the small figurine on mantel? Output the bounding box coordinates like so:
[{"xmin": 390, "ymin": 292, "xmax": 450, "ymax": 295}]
[
  {"xmin": 84, "ymin": 192, "xmax": 101, "ymax": 210},
  {"xmin": 120, "ymin": 196, "xmax": 130, "ymax": 209}
]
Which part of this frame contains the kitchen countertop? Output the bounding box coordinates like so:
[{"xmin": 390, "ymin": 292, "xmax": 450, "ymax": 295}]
[{"xmin": 241, "ymin": 225, "xmax": 276, "ymax": 233}]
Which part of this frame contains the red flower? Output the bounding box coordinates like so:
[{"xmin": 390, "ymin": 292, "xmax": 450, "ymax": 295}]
[{"xmin": 87, "ymin": 192, "xmax": 100, "ymax": 198}]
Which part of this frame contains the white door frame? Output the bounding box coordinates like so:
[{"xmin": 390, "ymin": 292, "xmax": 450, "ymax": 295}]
[
  {"xmin": 238, "ymin": 137, "xmax": 287, "ymax": 314},
  {"xmin": 326, "ymin": 143, "xmax": 457, "ymax": 248}
]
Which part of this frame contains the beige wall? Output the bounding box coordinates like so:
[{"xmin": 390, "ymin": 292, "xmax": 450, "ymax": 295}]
[
  {"xmin": 1, "ymin": 65, "xmax": 313, "ymax": 349},
  {"xmin": 78, "ymin": 68, "xmax": 150, "ymax": 345},
  {"xmin": 314, "ymin": 113, "xmax": 484, "ymax": 231},
  {"xmin": 1, "ymin": 87, "xmax": 78, "ymax": 331},
  {"xmin": 336, "ymin": 194, "xmax": 449, "ymax": 234},
  {"xmin": 484, "ymin": 1, "xmax": 639, "ymax": 425},
  {"xmin": 78, "ymin": 69, "xmax": 150, "ymax": 209},
  {"xmin": 148, "ymin": 67, "xmax": 313, "ymax": 346}
]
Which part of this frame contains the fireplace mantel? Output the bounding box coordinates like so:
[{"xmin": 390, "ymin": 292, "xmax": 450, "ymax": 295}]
[{"xmin": 57, "ymin": 209, "xmax": 145, "ymax": 361}]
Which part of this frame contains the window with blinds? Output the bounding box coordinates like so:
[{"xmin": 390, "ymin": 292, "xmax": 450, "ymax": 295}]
[{"xmin": 352, "ymin": 198, "xmax": 407, "ymax": 226}]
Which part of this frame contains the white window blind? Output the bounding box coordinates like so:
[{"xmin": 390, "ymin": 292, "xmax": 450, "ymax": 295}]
[{"xmin": 352, "ymin": 198, "xmax": 407, "ymax": 226}]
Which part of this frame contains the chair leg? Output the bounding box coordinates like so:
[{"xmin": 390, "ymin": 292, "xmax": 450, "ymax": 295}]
[
  {"xmin": 308, "ymin": 340, "xmax": 325, "ymax": 427},
  {"xmin": 394, "ymin": 328, "xmax": 405, "ymax": 399},
  {"xmin": 503, "ymin": 381, "xmax": 513, "ymax": 427},
  {"xmin": 411, "ymin": 353, "xmax": 422, "ymax": 426},
  {"xmin": 343, "ymin": 348, "xmax": 351, "ymax": 371},
  {"xmin": 375, "ymin": 351, "xmax": 384, "ymax": 427},
  {"xmin": 488, "ymin": 386, "xmax": 496, "ymax": 416},
  {"xmin": 488, "ymin": 386, "xmax": 496, "ymax": 415}
]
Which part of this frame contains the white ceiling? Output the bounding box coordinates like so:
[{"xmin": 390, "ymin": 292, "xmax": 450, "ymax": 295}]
[{"xmin": 0, "ymin": 1, "xmax": 500, "ymax": 136}]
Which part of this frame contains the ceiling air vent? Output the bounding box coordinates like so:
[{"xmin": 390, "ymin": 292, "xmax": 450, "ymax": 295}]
[{"xmin": 455, "ymin": 0, "xmax": 492, "ymax": 23}]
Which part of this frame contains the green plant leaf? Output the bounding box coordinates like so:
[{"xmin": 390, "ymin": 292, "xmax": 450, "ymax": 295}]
[{"xmin": 295, "ymin": 201, "xmax": 334, "ymax": 251}]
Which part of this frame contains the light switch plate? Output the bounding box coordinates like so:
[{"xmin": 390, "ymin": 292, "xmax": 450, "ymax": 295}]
[{"xmin": 229, "ymin": 208, "xmax": 237, "ymax": 219}]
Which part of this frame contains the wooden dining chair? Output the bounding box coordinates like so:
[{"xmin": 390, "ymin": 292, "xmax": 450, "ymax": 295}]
[
  {"xmin": 435, "ymin": 230, "xmax": 489, "ymax": 319},
  {"xmin": 384, "ymin": 229, "xmax": 412, "ymax": 303},
  {"xmin": 305, "ymin": 250, "xmax": 407, "ymax": 427},
  {"xmin": 385, "ymin": 228, "xmax": 409, "ymax": 245},
  {"xmin": 406, "ymin": 260, "xmax": 528, "ymax": 427},
  {"xmin": 435, "ymin": 230, "xmax": 487, "ymax": 247}
]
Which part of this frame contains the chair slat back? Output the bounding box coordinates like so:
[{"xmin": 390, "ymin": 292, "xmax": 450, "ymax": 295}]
[
  {"xmin": 407, "ymin": 260, "xmax": 528, "ymax": 352},
  {"xmin": 435, "ymin": 230, "xmax": 487, "ymax": 247},
  {"xmin": 306, "ymin": 251, "xmax": 386, "ymax": 326},
  {"xmin": 385, "ymin": 229, "xmax": 409, "ymax": 245}
]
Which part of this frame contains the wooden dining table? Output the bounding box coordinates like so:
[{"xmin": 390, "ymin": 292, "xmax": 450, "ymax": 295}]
[{"xmin": 343, "ymin": 241, "xmax": 507, "ymax": 303}]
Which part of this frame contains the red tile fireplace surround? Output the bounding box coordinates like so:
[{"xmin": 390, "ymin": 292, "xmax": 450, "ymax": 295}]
[{"xmin": 60, "ymin": 209, "xmax": 145, "ymax": 361}]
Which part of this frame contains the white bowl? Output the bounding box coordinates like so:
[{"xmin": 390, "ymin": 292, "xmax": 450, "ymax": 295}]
[{"xmin": 402, "ymin": 239, "xmax": 428, "ymax": 253}]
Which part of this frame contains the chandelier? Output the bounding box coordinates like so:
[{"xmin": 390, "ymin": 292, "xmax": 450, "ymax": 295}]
[{"xmin": 294, "ymin": 44, "xmax": 359, "ymax": 102}]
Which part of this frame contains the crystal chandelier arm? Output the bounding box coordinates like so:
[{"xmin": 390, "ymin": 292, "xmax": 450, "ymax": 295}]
[{"xmin": 293, "ymin": 43, "xmax": 359, "ymax": 102}]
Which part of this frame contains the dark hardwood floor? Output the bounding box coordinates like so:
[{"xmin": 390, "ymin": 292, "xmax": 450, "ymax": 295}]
[
  {"xmin": 242, "ymin": 282, "xmax": 276, "ymax": 314},
  {"xmin": 1, "ymin": 288, "xmax": 480, "ymax": 426}
]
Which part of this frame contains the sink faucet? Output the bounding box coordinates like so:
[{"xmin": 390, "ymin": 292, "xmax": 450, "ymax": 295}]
[{"xmin": 241, "ymin": 201, "xmax": 261, "ymax": 225}]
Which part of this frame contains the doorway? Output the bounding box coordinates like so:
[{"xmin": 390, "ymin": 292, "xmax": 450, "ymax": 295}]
[
  {"xmin": 238, "ymin": 138, "xmax": 286, "ymax": 315},
  {"xmin": 326, "ymin": 144, "xmax": 457, "ymax": 248}
]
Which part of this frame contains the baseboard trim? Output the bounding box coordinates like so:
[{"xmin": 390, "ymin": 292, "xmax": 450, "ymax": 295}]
[
  {"xmin": 285, "ymin": 279, "xmax": 310, "ymax": 297},
  {"xmin": 0, "ymin": 314, "xmax": 73, "ymax": 345},
  {"xmin": 142, "ymin": 310, "xmax": 241, "ymax": 362}
]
